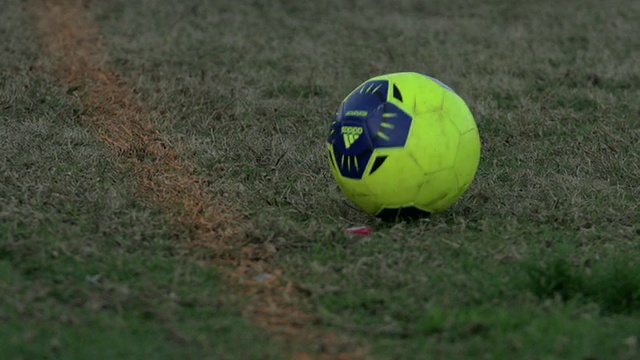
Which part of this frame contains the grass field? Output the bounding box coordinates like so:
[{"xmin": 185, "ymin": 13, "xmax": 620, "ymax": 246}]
[{"xmin": 2, "ymin": 0, "xmax": 640, "ymax": 359}]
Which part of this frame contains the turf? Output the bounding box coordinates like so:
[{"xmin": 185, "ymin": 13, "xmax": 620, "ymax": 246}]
[{"xmin": 3, "ymin": 0, "xmax": 640, "ymax": 359}]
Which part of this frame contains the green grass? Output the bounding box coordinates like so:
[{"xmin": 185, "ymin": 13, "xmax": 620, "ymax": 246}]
[
  {"xmin": 3, "ymin": 0, "xmax": 640, "ymax": 358},
  {"xmin": 0, "ymin": 2, "xmax": 284, "ymax": 359}
]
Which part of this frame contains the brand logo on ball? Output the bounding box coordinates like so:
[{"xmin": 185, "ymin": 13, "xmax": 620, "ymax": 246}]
[
  {"xmin": 341, "ymin": 126, "xmax": 363, "ymax": 149},
  {"xmin": 345, "ymin": 110, "xmax": 368, "ymax": 117}
]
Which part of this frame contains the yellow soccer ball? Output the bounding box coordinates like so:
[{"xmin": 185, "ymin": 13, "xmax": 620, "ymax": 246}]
[{"xmin": 327, "ymin": 72, "xmax": 481, "ymax": 220}]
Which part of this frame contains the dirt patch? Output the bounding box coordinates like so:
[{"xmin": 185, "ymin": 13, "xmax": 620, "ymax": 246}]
[{"xmin": 29, "ymin": 0, "xmax": 366, "ymax": 358}]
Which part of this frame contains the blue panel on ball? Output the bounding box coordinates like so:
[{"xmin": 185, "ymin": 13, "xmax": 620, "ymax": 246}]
[
  {"xmin": 327, "ymin": 79, "xmax": 413, "ymax": 179},
  {"xmin": 341, "ymin": 80, "xmax": 388, "ymax": 111},
  {"xmin": 365, "ymin": 102, "xmax": 412, "ymax": 149},
  {"xmin": 331, "ymin": 148, "xmax": 373, "ymax": 180}
]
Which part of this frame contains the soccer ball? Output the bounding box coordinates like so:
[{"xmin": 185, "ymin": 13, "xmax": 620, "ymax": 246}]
[{"xmin": 326, "ymin": 72, "xmax": 481, "ymax": 220}]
